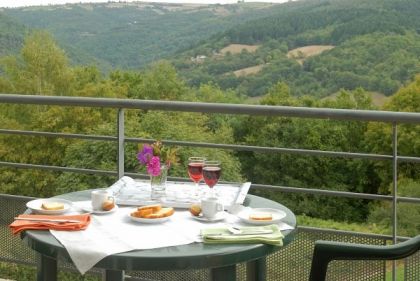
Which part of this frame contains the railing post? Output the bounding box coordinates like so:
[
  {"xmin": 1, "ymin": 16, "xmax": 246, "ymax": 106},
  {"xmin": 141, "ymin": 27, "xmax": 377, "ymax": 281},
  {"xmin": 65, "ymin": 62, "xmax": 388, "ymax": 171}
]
[
  {"xmin": 392, "ymin": 122, "xmax": 398, "ymax": 281},
  {"xmin": 117, "ymin": 108, "xmax": 125, "ymax": 179}
]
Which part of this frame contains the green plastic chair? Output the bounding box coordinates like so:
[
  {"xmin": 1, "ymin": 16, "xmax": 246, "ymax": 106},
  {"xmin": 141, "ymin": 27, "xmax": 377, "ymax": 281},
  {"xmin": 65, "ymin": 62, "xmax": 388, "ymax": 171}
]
[{"xmin": 309, "ymin": 235, "xmax": 420, "ymax": 281}]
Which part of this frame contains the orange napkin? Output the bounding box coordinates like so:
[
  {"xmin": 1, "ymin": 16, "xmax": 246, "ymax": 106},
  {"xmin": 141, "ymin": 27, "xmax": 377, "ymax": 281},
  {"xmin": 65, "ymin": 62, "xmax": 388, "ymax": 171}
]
[{"xmin": 10, "ymin": 214, "xmax": 91, "ymax": 235}]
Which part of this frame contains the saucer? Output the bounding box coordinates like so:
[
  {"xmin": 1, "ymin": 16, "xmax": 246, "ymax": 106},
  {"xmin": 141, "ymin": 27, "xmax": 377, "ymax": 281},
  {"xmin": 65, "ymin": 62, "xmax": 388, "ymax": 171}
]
[{"xmin": 193, "ymin": 211, "xmax": 227, "ymax": 222}]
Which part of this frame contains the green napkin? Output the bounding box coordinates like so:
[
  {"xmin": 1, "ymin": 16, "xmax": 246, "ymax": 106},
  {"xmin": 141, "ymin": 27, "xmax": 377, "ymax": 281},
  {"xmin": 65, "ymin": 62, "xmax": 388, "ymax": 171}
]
[{"xmin": 201, "ymin": 224, "xmax": 284, "ymax": 246}]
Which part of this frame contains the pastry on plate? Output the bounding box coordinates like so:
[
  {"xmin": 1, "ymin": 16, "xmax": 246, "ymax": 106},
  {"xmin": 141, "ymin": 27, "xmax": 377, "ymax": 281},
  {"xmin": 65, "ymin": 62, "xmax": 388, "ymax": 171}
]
[
  {"xmin": 138, "ymin": 204, "xmax": 162, "ymax": 213},
  {"xmin": 102, "ymin": 200, "xmax": 115, "ymax": 211},
  {"xmin": 131, "ymin": 204, "xmax": 174, "ymax": 219},
  {"xmin": 189, "ymin": 204, "xmax": 202, "ymax": 216},
  {"xmin": 41, "ymin": 202, "xmax": 64, "ymax": 210},
  {"xmin": 249, "ymin": 212, "xmax": 273, "ymax": 221},
  {"xmin": 144, "ymin": 207, "xmax": 174, "ymax": 218}
]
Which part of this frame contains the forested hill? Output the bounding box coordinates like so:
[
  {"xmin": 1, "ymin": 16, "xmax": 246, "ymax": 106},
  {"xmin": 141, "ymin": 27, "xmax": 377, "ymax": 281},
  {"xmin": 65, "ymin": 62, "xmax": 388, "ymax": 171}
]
[
  {"xmin": 2, "ymin": 0, "xmax": 420, "ymax": 99},
  {"xmin": 3, "ymin": 2, "xmax": 282, "ymax": 69},
  {"xmin": 172, "ymin": 0, "xmax": 420, "ymax": 98},
  {"xmin": 0, "ymin": 13, "xmax": 26, "ymax": 57},
  {"xmin": 222, "ymin": 0, "xmax": 420, "ymax": 45}
]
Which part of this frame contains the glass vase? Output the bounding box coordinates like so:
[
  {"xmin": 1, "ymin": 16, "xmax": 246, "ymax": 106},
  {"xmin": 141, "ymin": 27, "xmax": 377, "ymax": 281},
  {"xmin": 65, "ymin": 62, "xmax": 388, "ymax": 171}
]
[{"xmin": 150, "ymin": 163, "xmax": 168, "ymax": 200}]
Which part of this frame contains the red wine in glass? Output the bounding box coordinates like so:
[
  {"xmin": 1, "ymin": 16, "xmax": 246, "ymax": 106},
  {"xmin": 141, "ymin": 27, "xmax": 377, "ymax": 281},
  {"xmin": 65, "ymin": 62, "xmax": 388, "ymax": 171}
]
[
  {"xmin": 203, "ymin": 167, "xmax": 221, "ymax": 188},
  {"xmin": 202, "ymin": 161, "xmax": 221, "ymax": 197},
  {"xmin": 188, "ymin": 162, "xmax": 204, "ymax": 183},
  {"xmin": 188, "ymin": 157, "xmax": 206, "ymax": 199}
]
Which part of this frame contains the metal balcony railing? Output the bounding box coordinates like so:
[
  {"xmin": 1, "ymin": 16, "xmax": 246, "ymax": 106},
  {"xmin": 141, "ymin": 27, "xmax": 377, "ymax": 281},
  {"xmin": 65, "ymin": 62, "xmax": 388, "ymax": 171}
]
[{"xmin": 0, "ymin": 93, "xmax": 419, "ymax": 281}]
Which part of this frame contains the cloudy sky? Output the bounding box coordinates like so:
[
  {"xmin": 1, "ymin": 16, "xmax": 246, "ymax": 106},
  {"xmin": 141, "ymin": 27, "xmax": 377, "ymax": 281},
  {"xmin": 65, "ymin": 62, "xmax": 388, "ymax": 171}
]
[{"xmin": 0, "ymin": 0, "xmax": 290, "ymax": 8}]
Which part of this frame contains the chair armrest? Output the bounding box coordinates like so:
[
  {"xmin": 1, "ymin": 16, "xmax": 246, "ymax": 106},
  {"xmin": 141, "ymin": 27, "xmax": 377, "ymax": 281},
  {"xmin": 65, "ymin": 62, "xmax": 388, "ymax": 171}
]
[{"xmin": 309, "ymin": 235, "xmax": 420, "ymax": 281}]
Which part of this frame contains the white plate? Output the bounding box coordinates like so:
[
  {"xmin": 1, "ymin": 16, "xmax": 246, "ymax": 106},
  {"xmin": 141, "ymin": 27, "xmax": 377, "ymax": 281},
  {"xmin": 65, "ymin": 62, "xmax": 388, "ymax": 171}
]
[
  {"xmin": 237, "ymin": 208, "xmax": 286, "ymax": 225},
  {"xmin": 192, "ymin": 211, "xmax": 227, "ymax": 222},
  {"xmin": 81, "ymin": 204, "xmax": 118, "ymax": 215},
  {"xmin": 26, "ymin": 198, "xmax": 72, "ymax": 215},
  {"xmin": 129, "ymin": 209, "xmax": 172, "ymax": 224}
]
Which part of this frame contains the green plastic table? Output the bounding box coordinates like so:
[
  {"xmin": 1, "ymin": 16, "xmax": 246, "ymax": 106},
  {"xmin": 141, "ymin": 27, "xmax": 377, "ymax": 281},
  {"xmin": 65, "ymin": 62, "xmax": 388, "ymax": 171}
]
[{"xmin": 22, "ymin": 190, "xmax": 297, "ymax": 281}]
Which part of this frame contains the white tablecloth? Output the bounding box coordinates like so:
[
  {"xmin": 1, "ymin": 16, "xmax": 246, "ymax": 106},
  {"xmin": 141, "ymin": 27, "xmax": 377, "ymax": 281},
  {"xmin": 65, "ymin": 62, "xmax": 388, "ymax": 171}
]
[{"xmin": 51, "ymin": 201, "xmax": 293, "ymax": 275}]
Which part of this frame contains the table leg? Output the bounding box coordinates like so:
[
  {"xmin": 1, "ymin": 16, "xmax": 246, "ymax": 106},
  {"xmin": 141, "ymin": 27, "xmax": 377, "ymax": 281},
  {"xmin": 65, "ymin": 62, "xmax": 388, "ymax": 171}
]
[
  {"xmin": 211, "ymin": 264, "xmax": 236, "ymax": 281},
  {"xmin": 103, "ymin": 269, "xmax": 124, "ymax": 281},
  {"xmin": 37, "ymin": 253, "xmax": 57, "ymax": 281},
  {"xmin": 246, "ymin": 257, "xmax": 266, "ymax": 281}
]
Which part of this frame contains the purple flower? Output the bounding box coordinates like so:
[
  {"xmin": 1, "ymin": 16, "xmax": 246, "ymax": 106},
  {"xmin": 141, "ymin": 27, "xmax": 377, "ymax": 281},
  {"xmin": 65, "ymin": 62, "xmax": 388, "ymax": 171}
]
[
  {"xmin": 137, "ymin": 145, "xmax": 153, "ymax": 165},
  {"xmin": 147, "ymin": 156, "xmax": 161, "ymax": 176}
]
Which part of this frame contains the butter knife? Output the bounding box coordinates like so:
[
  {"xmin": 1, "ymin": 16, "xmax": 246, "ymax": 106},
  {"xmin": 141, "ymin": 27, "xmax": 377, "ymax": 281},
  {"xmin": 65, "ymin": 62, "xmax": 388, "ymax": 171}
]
[{"xmin": 14, "ymin": 217, "xmax": 80, "ymax": 223}]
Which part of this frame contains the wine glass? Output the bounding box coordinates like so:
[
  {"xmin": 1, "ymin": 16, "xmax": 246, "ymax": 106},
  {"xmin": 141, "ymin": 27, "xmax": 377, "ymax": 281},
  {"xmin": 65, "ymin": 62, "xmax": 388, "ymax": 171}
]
[
  {"xmin": 202, "ymin": 160, "xmax": 221, "ymax": 198},
  {"xmin": 188, "ymin": 157, "xmax": 206, "ymax": 199}
]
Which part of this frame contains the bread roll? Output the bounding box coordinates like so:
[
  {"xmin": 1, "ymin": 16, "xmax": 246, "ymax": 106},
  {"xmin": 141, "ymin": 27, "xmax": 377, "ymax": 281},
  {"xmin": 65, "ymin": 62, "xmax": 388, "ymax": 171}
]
[
  {"xmin": 130, "ymin": 210, "xmax": 143, "ymax": 218},
  {"xmin": 249, "ymin": 212, "xmax": 272, "ymax": 221},
  {"xmin": 137, "ymin": 204, "xmax": 162, "ymax": 213},
  {"xmin": 131, "ymin": 206, "xmax": 174, "ymax": 219},
  {"xmin": 136, "ymin": 208, "xmax": 153, "ymax": 217},
  {"xmin": 41, "ymin": 202, "xmax": 64, "ymax": 210},
  {"xmin": 144, "ymin": 207, "xmax": 174, "ymax": 218},
  {"xmin": 189, "ymin": 204, "xmax": 201, "ymax": 216},
  {"xmin": 102, "ymin": 200, "xmax": 115, "ymax": 211}
]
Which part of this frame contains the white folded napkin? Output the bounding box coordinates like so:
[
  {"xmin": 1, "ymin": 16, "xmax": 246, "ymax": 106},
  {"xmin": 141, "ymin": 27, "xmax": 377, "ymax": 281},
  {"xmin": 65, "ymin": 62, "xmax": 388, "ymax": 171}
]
[{"xmin": 106, "ymin": 176, "xmax": 137, "ymax": 196}]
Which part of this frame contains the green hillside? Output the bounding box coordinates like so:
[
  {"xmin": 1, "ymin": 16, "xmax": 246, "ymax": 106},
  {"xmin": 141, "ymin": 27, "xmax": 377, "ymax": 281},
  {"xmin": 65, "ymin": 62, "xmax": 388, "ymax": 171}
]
[
  {"xmin": 2, "ymin": 0, "xmax": 420, "ymax": 98},
  {"xmin": 4, "ymin": 2, "xmax": 283, "ymax": 70},
  {"xmin": 0, "ymin": 13, "xmax": 26, "ymax": 57},
  {"xmin": 172, "ymin": 0, "xmax": 420, "ymax": 98}
]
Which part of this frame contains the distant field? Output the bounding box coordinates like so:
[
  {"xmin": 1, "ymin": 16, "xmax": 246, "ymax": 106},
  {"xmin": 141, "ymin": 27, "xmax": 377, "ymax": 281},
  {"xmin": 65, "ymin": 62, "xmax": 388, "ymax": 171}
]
[
  {"xmin": 322, "ymin": 92, "xmax": 389, "ymax": 107},
  {"xmin": 220, "ymin": 44, "xmax": 260, "ymax": 55},
  {"xmin": 369, "ymin": 92, "xmax": 390, "ymax": 106},
  {"xmin": 233, "ymin": 64, "xmax": 265, "ymax": 77},
  {"xmin": 287, "ymin": 45, "xmax": 335, "ymax": 64},
  {"xmin": 249, "ymin": 91, "xmax": 389, "ymax": 107},
  {"xmin": 245, "ymin": 95, "xmax": 263, "ymax": 104}
]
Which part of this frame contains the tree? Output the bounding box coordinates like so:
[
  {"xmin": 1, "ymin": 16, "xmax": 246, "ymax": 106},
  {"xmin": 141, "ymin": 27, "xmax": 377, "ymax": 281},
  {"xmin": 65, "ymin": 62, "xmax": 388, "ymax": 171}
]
[
  {"xmin": 368, "ymin": 178, "xmax": 420, "ymax": 236},
  {"xmin": 235, "ymin": 87, "xmax": 375, "ymax": 221},
  {"xmin": 0, "ymin": 31, "xmax": 120, "ymax": 196},
  {"xmin": 364, "ymin": 75, "xmax": 420, "ymax": 193},
  {"xmin": 195, "ymin": 82, "xmax": 242, "ymax": 104},
  {"xmin": 0, "ymin": 31, "xmax": 74, "ymax": 96},
  {"xmin": 132, "ymin": 60, "xmax": 187, "ymax": 101},
  {"xmin": 259, "ymin": 82, "xmax": 295, "ymax": 106}
]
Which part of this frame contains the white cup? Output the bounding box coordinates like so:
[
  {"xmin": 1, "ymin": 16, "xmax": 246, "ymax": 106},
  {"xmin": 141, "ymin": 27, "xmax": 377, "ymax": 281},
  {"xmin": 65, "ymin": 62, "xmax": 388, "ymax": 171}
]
[
  {"xmin": 91, "ymin": 190, "xmax": 113, "ymax": 211},
  {"xmin": 201, "ymin": 197, "xmax": 223, "ymax": 219}
]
